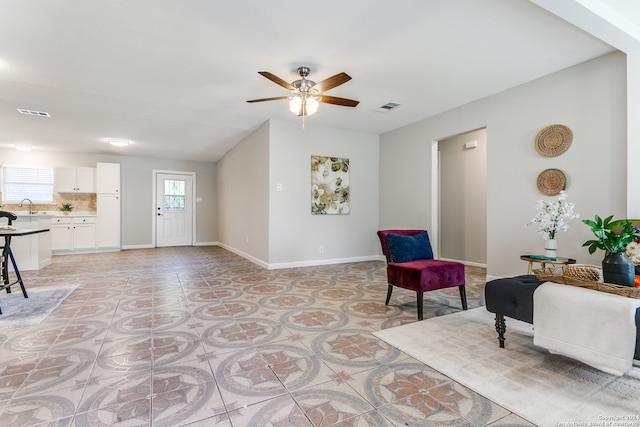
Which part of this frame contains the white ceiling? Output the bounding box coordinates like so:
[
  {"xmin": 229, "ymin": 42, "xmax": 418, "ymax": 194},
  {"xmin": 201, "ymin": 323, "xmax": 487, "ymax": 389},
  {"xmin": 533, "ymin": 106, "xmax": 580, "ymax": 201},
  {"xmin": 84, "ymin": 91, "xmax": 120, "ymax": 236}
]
[{"xmin": 0, "ymin": 0, "xmax": 619, "ymax": 162}]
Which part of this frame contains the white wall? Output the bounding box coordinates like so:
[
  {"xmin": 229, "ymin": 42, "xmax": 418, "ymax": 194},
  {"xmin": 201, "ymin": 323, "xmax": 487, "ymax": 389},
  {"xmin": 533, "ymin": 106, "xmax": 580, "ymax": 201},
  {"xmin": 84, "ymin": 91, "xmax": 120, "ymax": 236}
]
[
  {"xmin": 216, "ymin": 119, "xmax": 380, "ymax": 268},
  {"xmin": 0, "ymin": 149, "xmax": 217, "ymax": 247},
  {"xmin": 380, "ymin": 51, "xmax": 627, "ymax": 278},
  {"xmin": 628, "ymin": 51, "xmax": 640, "ymax": 217},
  {"xmin": 117, "ymin": 156, "xmax": 217, "ymax": 247},
  {"xmin": 268, "ymin": 120, "xmax": 379, "ymax": 267},
  {"xmin": 216, "ymin": 122, "xmax": 270, "ymax": 262}
]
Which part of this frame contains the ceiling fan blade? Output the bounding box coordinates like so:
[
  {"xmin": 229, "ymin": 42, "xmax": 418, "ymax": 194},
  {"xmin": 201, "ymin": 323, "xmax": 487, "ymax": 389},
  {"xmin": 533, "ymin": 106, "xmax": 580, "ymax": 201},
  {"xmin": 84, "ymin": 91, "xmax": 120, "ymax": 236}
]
[
  {"xmin": 318, "ymin": 95, "xmax": 359, "ymax": 108},
  {"xmin": 312, "ymin": 72, "xmax": 352, "ymax": 93},
  {"xmin": 258, "ymin": 71, "xmax": 295, "ymax": 91},
  {"xmin": 246, "ymin": 96, "xmax": 291, "ymax": 103}
]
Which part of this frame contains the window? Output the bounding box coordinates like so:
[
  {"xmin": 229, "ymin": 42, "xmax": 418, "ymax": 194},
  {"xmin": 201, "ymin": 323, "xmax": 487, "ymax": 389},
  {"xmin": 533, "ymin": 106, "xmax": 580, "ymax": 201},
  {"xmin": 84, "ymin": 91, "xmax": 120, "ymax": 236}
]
[
  {"xmin": 2, "ymin": 165, "xmax": 54, "ymax": 203},
  {"xmin": 163, "ymin": 179, "xmax": 186, "ymax": 211}
]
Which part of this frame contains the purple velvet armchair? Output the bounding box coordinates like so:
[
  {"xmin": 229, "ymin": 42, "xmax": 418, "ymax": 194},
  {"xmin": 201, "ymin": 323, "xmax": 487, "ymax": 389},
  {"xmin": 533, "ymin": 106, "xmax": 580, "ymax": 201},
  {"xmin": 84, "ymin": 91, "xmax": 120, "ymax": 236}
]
[{"xmin": 377, "ymin": 229, "xmax": 467, "ymax": 320}]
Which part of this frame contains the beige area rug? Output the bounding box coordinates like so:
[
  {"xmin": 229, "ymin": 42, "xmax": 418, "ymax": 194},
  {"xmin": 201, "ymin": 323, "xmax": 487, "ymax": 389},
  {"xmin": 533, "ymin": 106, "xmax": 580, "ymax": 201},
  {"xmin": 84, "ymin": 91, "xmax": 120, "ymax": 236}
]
[
  {"xmin": 374, "ymin": 307, "xmax": 640, "ymax": 426},
  {"xmin": 0, "ymin": 285, "xmax": 77, "ymax": 328}
]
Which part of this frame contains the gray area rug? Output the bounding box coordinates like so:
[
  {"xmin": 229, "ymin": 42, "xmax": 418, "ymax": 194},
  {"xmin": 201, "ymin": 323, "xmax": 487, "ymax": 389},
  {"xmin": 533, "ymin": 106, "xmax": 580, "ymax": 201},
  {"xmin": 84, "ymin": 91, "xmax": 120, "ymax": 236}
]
[
  {"xmin": 374, "ymin": 307, "xmax": 640, "ymax": 426},
  {"xmin": 0, "ymin": 285, "xmax": 77, "ymax": 328}
]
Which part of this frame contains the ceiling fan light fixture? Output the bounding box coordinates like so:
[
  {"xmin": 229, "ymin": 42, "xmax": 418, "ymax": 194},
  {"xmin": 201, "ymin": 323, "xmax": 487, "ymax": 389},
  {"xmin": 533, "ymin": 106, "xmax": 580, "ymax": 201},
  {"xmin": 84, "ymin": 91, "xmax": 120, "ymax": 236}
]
[
  {"xmin": 288, "ymin": 96, "xmax": 303, "ymax": 115},
  {"xmin": 288, "ymin": 95, "xmax": 319, "ymax": 116},
  {"xmin": 305, "ymin": 96, "xmax": 319, "ymax": 115}
]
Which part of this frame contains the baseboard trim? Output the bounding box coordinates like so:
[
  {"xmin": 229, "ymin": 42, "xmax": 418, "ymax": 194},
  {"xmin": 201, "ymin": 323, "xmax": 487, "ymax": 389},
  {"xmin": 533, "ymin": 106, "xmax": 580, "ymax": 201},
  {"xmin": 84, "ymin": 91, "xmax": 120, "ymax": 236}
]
[
  {"xmin": 53, "ymin": 247, "xmax": 122, "ymax": 255},
  {"xmin": 216, "ymin": 243, "xmax": 268, "ymax": 269},
  {"xmin": 121, "ymin": 244, "xmax": 154, "ymax": 250},
  {"xmin": 121, "ymin": 243, "xmax": 216, "ymax": 250},
  {"xmin": 217, "ymin": 243, "xmax": 381, "ymax": 270},
  {"xmin": 440, "ymin": 257, "xmax": 487, "ymax": 269},
  {"xmin": 267, "ymin": 255, "xmax": 380, "ymax": 270}
]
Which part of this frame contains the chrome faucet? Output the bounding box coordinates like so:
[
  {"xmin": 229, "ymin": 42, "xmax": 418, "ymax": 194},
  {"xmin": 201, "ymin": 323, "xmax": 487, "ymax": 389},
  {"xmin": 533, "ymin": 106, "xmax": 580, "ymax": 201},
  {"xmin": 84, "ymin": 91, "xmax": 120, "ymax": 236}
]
[{"xmin": 18, "ymin": 198, "xmax": 36, "ymax": 214}]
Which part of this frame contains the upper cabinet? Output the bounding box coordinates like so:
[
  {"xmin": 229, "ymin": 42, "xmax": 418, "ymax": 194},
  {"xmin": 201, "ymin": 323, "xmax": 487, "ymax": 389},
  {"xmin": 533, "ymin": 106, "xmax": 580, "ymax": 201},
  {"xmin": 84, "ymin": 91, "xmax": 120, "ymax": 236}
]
[
  {"xmin": 97, "ymin": 163, "xmax": 120, "ymax": 194},
  {"xmin": 54, "ymin": 167, "xmax": 96, "ymax": 193}
]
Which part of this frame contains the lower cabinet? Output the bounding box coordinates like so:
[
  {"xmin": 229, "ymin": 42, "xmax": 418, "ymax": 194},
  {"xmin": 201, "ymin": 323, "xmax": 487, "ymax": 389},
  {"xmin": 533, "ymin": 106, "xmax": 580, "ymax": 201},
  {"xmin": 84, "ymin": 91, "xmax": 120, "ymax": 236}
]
[{"xmin": 50, "ymin": 216, "xmax": 96, "ymax": 252}]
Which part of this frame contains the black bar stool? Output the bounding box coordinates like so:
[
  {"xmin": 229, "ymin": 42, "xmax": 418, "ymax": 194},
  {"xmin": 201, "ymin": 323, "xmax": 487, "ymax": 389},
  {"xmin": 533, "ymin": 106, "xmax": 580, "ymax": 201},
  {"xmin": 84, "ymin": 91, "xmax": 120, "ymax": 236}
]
[{"xmin": 0, "ymin": 210, "xmax": 29, "ymax": 314}]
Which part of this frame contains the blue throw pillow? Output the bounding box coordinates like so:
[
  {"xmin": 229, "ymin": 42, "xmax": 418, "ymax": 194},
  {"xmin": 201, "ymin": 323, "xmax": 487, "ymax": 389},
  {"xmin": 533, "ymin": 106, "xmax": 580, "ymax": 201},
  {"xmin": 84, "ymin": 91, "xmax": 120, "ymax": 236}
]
[{"xmin": 386, "ymin": 231, "xmax": 433, "ymax": 262}]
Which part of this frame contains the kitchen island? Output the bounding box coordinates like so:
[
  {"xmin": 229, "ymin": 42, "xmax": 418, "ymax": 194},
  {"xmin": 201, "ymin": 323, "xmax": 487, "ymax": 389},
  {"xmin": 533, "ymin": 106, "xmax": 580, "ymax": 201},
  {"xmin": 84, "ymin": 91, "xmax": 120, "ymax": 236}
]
[{"xmin": 10, "ymin": 213, "xmax": 53, "ymax": 271}]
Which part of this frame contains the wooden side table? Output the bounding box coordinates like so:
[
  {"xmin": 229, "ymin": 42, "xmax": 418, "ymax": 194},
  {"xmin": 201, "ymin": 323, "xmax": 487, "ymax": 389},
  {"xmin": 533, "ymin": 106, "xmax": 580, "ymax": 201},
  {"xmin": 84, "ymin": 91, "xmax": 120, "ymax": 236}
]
[{"xmin": 520, "ymin": 255, "xmax": 576, "ymax": 274}]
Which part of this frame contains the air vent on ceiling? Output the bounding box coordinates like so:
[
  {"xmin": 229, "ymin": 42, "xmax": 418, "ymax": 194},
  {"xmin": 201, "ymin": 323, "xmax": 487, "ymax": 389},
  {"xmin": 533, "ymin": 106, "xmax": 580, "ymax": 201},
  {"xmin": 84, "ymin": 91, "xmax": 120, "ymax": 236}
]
[
  {"xmin": 375, "ymin": 102, "xmax": 402, "ymax": 113},
  {"xmin": 17, "ymin": 108, "xmax": 50, "ymax": 117}
]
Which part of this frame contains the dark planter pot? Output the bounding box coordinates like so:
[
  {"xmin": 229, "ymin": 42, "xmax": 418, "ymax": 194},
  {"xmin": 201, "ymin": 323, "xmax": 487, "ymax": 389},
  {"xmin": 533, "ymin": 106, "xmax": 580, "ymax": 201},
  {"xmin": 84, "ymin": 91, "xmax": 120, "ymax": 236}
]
[{"xmin": 602, "ymin": 252, "xmax": 635, "ymax": 287}]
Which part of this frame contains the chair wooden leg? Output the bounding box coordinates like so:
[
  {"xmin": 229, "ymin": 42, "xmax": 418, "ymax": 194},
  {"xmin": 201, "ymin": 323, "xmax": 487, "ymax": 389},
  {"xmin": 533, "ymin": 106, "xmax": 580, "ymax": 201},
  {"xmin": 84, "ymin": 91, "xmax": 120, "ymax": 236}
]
[
  {"xmin": 494, "ymin": 313, "xmax": 506, "ymax": 348},
  {"xmin": 459, "ymin": 285, "xmax": 468, "ymax": 310},
  {"xmin": 417, "ymin": 292, "xmax": 424, "ymax": 321},
  {"xmin": 385, "ymin": 285, "xmax": 393, "ymax": 305}
]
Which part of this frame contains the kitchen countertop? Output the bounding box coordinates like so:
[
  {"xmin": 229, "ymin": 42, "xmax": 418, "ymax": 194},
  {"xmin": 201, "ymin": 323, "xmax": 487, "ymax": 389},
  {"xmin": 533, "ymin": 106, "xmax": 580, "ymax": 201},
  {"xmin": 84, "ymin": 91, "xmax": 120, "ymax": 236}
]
[
  {"xmin": 13, "ymin": 212, "xmax": 54, "ymax": 218},
  {"xmin": 52, "ymin": 212, "xmax": 97, "ymax": 217},
  {"xmin": 14, "ymin": 211, "xmax": 97, "ymax": 218}
]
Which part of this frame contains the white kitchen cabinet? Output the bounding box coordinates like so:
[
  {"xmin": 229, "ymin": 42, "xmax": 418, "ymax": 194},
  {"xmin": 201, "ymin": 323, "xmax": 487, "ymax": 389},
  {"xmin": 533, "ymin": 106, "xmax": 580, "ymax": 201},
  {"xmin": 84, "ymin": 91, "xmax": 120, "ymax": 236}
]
[
  {"xmin": 54, "ymin": 167, "xmax": 96, "ymax": 193},
  {"xmin": 50, "ymin": 216, "xmax": 96, "ymax": 252},
  {"xmin": 50, "ymin": 217, "xmax": 72, "ymax": 251},
  {"xmin": 97, "ymin": 163, "xmax": 121, "ymax": 249},
  {"xmin": 97, "ymin": 163, "xmax": 120, "ymax": 194},
  {"xmin": 97, "ymin": 194, "xmax": 120, "ymax": 249}
]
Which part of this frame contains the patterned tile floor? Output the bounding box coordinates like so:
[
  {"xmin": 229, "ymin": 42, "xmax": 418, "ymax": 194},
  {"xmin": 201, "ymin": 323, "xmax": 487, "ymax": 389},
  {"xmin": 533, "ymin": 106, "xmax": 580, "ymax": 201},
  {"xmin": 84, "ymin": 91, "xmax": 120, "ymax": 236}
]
[{"xmin": 0, "ymin": 247, "xmax": 534, "ymax": 426}]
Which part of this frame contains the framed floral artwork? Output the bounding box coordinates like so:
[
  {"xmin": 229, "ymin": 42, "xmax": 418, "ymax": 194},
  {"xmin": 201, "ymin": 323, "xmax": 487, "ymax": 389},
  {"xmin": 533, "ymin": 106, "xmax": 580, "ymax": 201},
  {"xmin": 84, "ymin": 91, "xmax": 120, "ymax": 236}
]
[{"xmin": 311, "ymin": 155, "xmax": 350, "ymax": 215}]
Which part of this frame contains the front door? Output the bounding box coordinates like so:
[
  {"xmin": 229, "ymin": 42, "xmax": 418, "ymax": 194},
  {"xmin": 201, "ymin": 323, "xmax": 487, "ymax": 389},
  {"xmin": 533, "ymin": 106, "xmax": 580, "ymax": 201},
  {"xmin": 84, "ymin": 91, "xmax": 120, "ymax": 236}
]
[{"xmin": 156, "ymin": 172, "xmax": 193, "ymax": 247}]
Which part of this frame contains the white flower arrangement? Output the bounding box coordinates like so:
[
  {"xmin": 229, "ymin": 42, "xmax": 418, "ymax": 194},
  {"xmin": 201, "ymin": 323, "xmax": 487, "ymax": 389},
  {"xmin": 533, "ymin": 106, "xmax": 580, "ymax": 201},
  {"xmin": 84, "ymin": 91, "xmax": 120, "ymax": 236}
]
[
  {"xmin": 527, "ymin": 191, "xmax": 579, "ymax": 240},
  {"xmin": 626, "ymin": 241, "xmax": 640, "ymax": 265}
]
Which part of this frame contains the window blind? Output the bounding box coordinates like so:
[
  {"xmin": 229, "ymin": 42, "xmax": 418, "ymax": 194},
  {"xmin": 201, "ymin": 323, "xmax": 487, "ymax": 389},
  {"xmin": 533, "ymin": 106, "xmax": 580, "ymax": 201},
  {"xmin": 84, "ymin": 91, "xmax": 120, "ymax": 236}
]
[{"xmin": 2, "ymin": 166, "xmax": 54, "ymax": 203}]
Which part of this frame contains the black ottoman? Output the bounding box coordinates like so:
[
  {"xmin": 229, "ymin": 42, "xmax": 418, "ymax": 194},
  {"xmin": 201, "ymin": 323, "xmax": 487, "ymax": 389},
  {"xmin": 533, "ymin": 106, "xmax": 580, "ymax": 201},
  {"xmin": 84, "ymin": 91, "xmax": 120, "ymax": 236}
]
[
  {"xmin": 484, "ymin": 275, "xmax": 542, "ymax": 348},
  {"xmin": 484, "ymin": 275, "xmax": 640, "ymax": 360}
]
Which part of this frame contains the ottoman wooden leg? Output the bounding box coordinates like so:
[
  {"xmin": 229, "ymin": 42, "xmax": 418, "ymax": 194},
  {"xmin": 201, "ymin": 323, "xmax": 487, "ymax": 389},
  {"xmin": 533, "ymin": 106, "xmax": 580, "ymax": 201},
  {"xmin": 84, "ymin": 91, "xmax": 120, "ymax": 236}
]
[{"xmin": 494, "ymin": 313, "xmax": 506, "ymax": 348}]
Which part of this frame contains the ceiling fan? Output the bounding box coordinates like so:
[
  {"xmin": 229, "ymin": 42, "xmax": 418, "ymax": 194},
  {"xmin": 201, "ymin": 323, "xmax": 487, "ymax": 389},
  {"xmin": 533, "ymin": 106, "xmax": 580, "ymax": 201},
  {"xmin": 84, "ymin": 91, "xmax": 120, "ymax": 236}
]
[{"xmin": 247, "ymin": 66, "xmax": 359, "ymax": 116}]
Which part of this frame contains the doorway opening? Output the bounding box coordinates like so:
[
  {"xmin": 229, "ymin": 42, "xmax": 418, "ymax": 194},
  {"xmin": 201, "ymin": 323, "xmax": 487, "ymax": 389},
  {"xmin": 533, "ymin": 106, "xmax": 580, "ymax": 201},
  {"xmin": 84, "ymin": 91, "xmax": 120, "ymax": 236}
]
[
  {"xmin": 153, "ymin": 170, "xmax": 196, "ymax": 247},
  {"xmin": 432, "ymin": 128, "xmax": 487, "ymax": 267}
]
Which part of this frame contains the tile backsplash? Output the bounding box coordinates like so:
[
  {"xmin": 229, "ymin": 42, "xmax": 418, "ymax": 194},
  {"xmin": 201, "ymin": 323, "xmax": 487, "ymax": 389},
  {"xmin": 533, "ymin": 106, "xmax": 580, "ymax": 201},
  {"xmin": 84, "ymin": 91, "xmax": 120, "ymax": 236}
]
[{"xmin": 0, "ymin": 192, "xmax": 97, "ymax": 213}]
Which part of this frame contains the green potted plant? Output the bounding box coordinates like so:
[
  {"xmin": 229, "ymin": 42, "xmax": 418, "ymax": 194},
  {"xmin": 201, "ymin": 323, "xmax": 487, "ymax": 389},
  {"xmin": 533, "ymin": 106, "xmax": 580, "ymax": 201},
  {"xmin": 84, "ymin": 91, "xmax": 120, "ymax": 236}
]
[
  {"xmin": 582, "ymin": 215, "xmax": 640, "ymax": 286},
  {"xmin": 59, "ymin": 202, "xmax": 74, "ymax": 215}
]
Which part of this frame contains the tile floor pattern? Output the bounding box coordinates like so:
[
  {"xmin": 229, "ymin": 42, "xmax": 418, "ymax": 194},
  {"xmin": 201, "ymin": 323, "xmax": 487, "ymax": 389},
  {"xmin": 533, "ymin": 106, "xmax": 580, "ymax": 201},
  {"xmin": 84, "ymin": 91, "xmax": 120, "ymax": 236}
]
[{"xmin": 0, "ymin": 247, "xmax": 535, "ymax": 427}]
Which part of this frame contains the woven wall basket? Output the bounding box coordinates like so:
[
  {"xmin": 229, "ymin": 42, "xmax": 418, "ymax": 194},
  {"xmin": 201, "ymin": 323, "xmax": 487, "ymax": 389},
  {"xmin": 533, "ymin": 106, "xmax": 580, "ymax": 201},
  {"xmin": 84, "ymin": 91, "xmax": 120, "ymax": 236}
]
[
  {"xmin": 535, "ymin": 124, "xmax": 572, "ymax": 157},
  {"xmin": 537, "ymin": 168, "xmax": 566, "ymax": 196}
]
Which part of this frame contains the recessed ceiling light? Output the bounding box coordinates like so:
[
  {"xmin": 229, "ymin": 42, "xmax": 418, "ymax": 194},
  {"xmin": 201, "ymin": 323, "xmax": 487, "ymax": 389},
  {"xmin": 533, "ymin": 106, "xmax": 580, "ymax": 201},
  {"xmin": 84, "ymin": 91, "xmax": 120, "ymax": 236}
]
[
  {"xmin": 14, "ymin": 144, "xmax": 33, "ymax": 151},
  {"xmin": 107, "ymin": 138, "xmax": 131, "ymax": 147}
]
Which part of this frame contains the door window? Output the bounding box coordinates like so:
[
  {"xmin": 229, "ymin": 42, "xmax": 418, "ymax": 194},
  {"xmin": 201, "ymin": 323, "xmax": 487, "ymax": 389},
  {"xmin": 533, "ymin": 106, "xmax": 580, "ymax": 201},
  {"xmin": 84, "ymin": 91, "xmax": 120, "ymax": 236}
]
[{"xmin": 163, "ymin": 179, "xmax": 186, "ymax": 211}]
